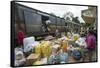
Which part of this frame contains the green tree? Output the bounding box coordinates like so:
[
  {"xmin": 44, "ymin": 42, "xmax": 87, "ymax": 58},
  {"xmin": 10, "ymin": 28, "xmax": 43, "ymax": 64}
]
[
  {"xmin": 62, "ymin": 11, "xmax": 74, "ymax": 21},
  {"xmin": 72, "ymin": 17, "xmax": 80, "ymax": 23}
]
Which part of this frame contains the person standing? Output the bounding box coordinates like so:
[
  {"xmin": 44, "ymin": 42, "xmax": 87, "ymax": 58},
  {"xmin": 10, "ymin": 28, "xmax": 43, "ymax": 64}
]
[
  {"xmin": 17, "ymin": 26, "xmax": 25, "ymax": 49},
  {"xmin": 86, "ymin": 30, "xmax": 96, "ymax": 61}
]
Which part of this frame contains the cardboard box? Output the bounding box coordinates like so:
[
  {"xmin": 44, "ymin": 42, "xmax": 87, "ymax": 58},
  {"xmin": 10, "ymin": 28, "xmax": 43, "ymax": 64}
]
[{"xmin": 25, "ymin": 53, "xmax": 40, "ymax": 65}]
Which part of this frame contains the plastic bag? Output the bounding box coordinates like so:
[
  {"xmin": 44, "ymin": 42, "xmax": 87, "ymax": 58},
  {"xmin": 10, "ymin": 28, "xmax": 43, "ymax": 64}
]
[
  {"xmin": 15, "ymin": 51, "xmax": 26, "ymax": 66},
  {"xmin": 72, "ymin": 50, "xmax": 82, "ymax": 60},
  {"xmin": 75, "ymin": 37, "xmax": 87, "ymax": 48},
  {"xmin": 59, "ymin": 52, "xmax": 68, "ymax": 63},
  {"xmin": 23, "ymin": 37, "xmax": 39, "ymax": 52},
  {"xmin": 73, "ymin": 34, "xmax": 79, "ymax": 41},
  {"xmin": 47, "ymin": 54, "xmax": 55, "ymax": 64},
  {"xmin": 41, "ymin": 41, "xmax": 52, "ymax": 57}
]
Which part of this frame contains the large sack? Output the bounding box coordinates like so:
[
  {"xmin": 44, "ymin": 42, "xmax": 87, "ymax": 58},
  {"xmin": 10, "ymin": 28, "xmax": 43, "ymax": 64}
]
[
  {"xmin": 23, "ymin": 37, "xmax": 39, "ymax": 52},
  {"xmin": 35, "ymin": 41, "xmax": 52, "ymax": 58},
  {"xmin": 73, "ymin": 34, "xmax": 79, "ymax": 41},
  {"xmin": 72, "ymin": 50, "xmax": 82, "ymax": 60},
  {"xmin": 75, "ymin": 37, "xmax": 87, "ymax": 48},
  {"xmin": 15, "ymin": 51, "xmax": 26, "ymax": 66},
  {"xmin": 41, "ymin": 41, "xmax": 52, "ymax": 57}
]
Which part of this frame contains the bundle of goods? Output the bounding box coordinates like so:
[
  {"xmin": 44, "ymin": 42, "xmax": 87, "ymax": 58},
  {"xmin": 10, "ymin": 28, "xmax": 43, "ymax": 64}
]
[
  {"xmin": 73, "ymin": 34, "xmax": 79, "ymax": 41},
  {"xmin": 47, "ymin": 54, "xmax": 55, "ymax": 64},
  {"xmin": 75, "ymin": 37, "xmax": 87, "ymax": 48},
  {"xmin": 61, "ymin": 40, "xmax": 68, "ymax": 52},
  {"xmin": 75, "ymin": 37, "xmax": 88, "ymax": 59},
  {"xmin": 59, "ymin": 35, "xmax": 68, "ymax": 41},
  {"xmin": 47, "ymin": 40, "xmax": 61, "ymax": 64},
  {"xmin": 67, "ymin": 34, "xmax": 79, "ymax": 47},
  {"xmin": 47, "ymin": 49, "xmax": 69, "ymax": 64},
  {"xmin": 33, "ymin": 61, "xmax": 42, "ymax": 65},
  {"xmin": 47, "ymin": 52, "xmax": 61, "ymax": 64},
  {"xmin": 67, "ymin": 32, "xmax": 72, "ymax": 39},
  {"xmin": 59, "ymin": 49, "xmax": 69, "ymax": 63},
  {"xmin": 58, "ymin": 36, "xmax": 78, "ymax": 56},
  {"xmin": 23, "ymin": 37, "xmax": 39, "ymax": 53},
  {"xmin": 52, "ymin": 44, "xmax": 60, "ymax": 54},
  {"xmin": 15, "ymin": 47, "xmax": 23, "ymax": 54},
  {"xmin": 35, "ymin": 41, "xmax": 52, "ymax": 58},
  {"xmin": 52, "ymin": 40, "xmax": 61, "ymax": 54},
  {"xmin": 73, "ymin": 43, "xmax": 79, "ymax": 47},
  {"xmin": 15, "ymin": 51, "xmax": 26, "ymax": 66},
  {"xmin": 41, "ymin": 41, "xmax": 52, "ymax": 57},
  {"xmin": 69, "ymin": 46, "xmax": 81, "ymax": 51},
  {"xmin": 45, "ymin": 35, "xmax": 54, "ymax": 41},
  {"xmin": 72, "ymin": 50, "xmax": 82, "ymax": 60},
  {"xmin": 26, "ymin": 53, "xmax": 40, "ymax": 65},
  {"xmin": 62, "ymin": 33, "xmax": 73, "ymax": 47},
  {"xmin": 57, "ymin": 36, "xmax": 69, "ymax": 52},
  {"xmin": 40, "ymin": 58, "xmax": 48, "ymax": 64}
]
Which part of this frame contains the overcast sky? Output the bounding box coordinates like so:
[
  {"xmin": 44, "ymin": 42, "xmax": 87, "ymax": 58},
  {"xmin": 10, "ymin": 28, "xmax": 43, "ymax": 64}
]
[{"xmin": 18, "ymin": 2, "xmax": 88, "ymax": 23}]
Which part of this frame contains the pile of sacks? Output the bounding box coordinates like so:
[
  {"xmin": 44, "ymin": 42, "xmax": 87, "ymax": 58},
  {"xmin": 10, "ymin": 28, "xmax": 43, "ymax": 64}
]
[{"xmin": 35, "ymin": 41, "xmax": 52, "ymax": 58}]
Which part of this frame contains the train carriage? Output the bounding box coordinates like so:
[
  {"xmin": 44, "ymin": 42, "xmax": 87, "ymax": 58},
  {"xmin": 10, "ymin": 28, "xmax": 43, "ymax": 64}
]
[{"xmin": 15, "ymin": 3, "xmax": 81, "ymax": 40}]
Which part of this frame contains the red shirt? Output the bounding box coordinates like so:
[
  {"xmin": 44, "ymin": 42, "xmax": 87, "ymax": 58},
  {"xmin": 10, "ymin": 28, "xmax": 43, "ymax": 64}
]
[{"xmin": 17, "ymin": 31, "xmax": 25, "ymax": 45}]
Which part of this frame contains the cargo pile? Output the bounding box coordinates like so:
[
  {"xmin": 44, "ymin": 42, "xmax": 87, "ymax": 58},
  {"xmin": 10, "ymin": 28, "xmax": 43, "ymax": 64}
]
[{"xmin": 14, "ymin": 33, "xmax": 89, "ymax": 66}]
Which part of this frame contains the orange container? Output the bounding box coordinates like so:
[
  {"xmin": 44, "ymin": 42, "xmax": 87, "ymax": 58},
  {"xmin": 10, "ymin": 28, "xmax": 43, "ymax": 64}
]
[{"xmin": 62, "ymin": 40, "xmax": 68, "ymax": 52}]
